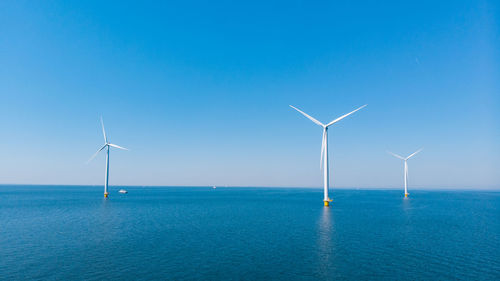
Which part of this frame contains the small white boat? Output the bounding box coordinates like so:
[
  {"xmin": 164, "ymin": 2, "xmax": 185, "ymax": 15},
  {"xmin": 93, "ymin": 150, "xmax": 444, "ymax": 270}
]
[
  {"xmin": 118, "ymin": 189, "xmax": 128, "ymax": 194},
  {"xmin": 212, "ymin": 186, "xmax": 216, "ymax": 189}
]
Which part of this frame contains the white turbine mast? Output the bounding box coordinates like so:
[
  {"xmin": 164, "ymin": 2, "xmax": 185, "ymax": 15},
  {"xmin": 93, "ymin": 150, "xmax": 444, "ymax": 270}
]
[
  {"xmin": 387, "ymin": 148, "xmax": 422, "ymax": 198},
  {"xmin": 290, "ymin": 104, "xmax": 367, "ymax": 206},
  {"xmin": 87, "ymin": 117, "xmax": 128, "ymax": 198}
]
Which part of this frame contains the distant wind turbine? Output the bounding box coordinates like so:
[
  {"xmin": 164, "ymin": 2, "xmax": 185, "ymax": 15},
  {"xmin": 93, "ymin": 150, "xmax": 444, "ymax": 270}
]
[
  {"xmin": 387, "ymin": 148, "xmax": 422, "ymax": 198},
  {"xmin": 88, "ymin": 117, "xmax": 128, "ymax": 198},
  {"xmin": 290, "ymin": 104, "xmax": 367, "ymax": 206}
]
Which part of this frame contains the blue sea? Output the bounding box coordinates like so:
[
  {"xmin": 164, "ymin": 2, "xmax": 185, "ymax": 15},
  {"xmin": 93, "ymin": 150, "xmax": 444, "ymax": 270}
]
[{"xmin": 1, "ymin": 185, "xmax": 499, "ymax": 280}]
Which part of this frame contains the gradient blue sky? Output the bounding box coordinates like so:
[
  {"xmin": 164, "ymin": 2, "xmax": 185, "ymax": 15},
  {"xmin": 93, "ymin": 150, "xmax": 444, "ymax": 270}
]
[{"xmin": 0, "ymin": 0, "xmax": 498, "ymax": 189}]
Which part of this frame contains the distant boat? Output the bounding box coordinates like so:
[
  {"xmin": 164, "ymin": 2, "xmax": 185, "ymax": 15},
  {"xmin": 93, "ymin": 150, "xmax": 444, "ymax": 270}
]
[
  {"xmin": 212, "ymin": 186, "xmax": 216, "ymax": 189},
  {"xmin": 118, "ymin": 189, "xmax": 128, "ymax": 194}
]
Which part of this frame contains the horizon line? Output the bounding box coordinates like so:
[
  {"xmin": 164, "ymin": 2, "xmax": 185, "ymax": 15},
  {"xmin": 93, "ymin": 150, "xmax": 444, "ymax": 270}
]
[{"xmin": 0, "ymin": 183, "xmax": 499, "ymax": 191}]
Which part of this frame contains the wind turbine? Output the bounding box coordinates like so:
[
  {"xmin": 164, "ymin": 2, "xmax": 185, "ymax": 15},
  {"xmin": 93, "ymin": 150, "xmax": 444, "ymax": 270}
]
[
  {"xmin": 387, "ymin": 148, "xmax": 422, "ymax": 198},
  {"xmin": 88, "ymin": 117, "xmax": 129, "ymax": 198},
  {"xmin": 290, "ymin": 104, "xmax": 367, "ymax": 206}
]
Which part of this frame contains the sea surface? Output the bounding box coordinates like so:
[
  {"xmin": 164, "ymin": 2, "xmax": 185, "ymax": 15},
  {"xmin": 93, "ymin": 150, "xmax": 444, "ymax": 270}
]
[{"xmin": 0, "ymin": 185, "xmax": 499, "ymax": 280}]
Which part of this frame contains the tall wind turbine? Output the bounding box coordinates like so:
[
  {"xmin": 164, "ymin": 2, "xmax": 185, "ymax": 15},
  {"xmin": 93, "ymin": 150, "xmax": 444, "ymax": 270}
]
[
  {"xmin": 387, "ymin": 148, "xmax": 422, "ymax": 198},
  {"xmin": 88, "ymin": 117, "xmax": 128, "ymax": 198},
  {"xmin": 290, "ymin": 104, "xmax": 367, "ymax": 206}
]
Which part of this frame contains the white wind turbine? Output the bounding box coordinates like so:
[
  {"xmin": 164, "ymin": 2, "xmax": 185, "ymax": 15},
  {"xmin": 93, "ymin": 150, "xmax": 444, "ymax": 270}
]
[
  {"xmin": 387, "ymin": 148, "xmax": 422, "ymax": 198},
  {"xmin": 290, "ymin": 104, "xmax": 367, "ymax": 206},
  {"xmin": 88, "ymin": 117, "xmax": 128, "ymax": 198}
]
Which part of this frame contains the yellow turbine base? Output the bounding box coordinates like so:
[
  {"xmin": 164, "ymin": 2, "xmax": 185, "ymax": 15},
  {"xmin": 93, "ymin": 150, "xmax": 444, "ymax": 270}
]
[
  {"xmin": 404, "ymin": 193, "xmax": 408, "ymax": 198},
  {"xmin": 104, "ymin": 192, "xmax": 109, "ymax": 198},
  {"xmin": 324, "ymin": 199, "xmax": 332, "ymax": 207}
]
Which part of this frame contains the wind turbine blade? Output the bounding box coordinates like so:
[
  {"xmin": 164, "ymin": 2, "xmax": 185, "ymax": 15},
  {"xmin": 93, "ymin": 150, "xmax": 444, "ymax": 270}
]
[
  {"xmin": 320, "ymin": 129, "xmax": 326, "ymax": 169},
  {"xmin": 109, "ymin": 143, "xmax": 129, "ymax": 151},
  {"xmin": 289, "ymin": 105, "xmax": 324, "ymax": 127},
  {"xmin": 100, "ymin": 117, "xmax": 107, "ymax": 143},
  {"xmin": 406, "ymin": 148, "xmax": 423, "ymax": 160},
  {"xmin": 326, "ymin": 104, "xmax": 367, "ymax": 127},
  {"xmin": 87, "ymin": 144, "xmax": 107, "ymax": 163},
  {"xmin": 387, "ymin": 151, "xmax": 405, "ymax": 160}
]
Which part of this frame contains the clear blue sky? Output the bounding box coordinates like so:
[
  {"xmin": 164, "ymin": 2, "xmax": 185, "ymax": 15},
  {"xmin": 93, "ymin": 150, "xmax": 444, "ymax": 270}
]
[{"xmin": 0, "ymin": 0, "xmax": 498, "ymax": 189}]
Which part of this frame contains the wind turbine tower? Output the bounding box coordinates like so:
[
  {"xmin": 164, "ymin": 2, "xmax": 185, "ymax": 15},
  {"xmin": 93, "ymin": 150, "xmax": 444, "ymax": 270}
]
[
  {"xmin": 290, "ymin": 104, "xmax": 367, "ymax": 206},
  {"xmin": 388, "ymin": 148, "xmax": 422, "ymax": 198},
  {"xmin": 88, "ymin": 117, "xmax": 129, "ymax": 198}
]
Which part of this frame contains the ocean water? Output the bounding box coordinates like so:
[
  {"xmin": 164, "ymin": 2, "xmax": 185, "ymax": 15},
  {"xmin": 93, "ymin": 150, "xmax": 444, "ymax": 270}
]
[{"xmin": 0, "ymin": 185, "xmax": 499, "ymax": 280}]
